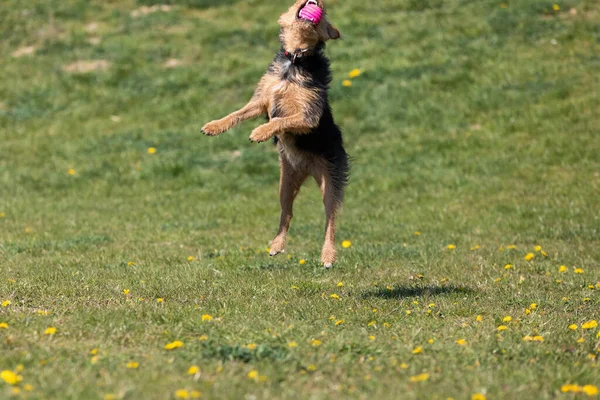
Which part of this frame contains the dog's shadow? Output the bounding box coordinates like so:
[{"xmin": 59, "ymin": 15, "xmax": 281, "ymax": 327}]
[{"xmin": 362, "ymin": 284, "xmax": 475, "ymax": 300}]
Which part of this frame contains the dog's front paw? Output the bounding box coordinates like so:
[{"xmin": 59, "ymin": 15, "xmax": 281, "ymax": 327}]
[
  {"xmin": 249, "ymin": 125, "xmax": 273, "ymax": 143},
  {"xmin": 202, "ymin": 120, "xmax": 227, "ymax": 136}
]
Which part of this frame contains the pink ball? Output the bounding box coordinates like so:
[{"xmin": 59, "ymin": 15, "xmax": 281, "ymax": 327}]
[{"xmin": 299, "ymin": 4, "xmax": 323, "ymax": 24}]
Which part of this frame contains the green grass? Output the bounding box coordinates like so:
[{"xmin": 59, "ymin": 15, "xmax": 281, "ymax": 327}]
[{"xmin": 1, "ymin": 0, "xmax": 599, "ymax": 398}]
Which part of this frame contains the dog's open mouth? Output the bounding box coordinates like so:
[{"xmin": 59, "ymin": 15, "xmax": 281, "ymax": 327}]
[{"xmin": 298, "ymin": 0, "xmax": 323, "ymax": 24}]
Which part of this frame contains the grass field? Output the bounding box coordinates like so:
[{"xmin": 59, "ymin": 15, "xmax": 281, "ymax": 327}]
[{"xmin": 1, "ymin": 0, "xmax": 599, "ymax": 399}]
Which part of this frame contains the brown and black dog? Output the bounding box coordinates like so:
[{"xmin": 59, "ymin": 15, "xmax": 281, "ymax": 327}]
[{"xmin": 202, "ymin": 0, "xmax": 349, "ymax": 268}]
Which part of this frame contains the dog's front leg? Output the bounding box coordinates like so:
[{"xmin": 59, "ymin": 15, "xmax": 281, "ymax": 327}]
[
  {"xmin": 249, "ymin": 114, "xmax": 316, "ymax": 143},
  {"xmin": 202, "ymin": 99, "xmax": 266, "ymax": 136}
]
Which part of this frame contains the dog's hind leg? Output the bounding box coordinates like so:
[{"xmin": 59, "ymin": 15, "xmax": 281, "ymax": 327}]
[
  {"xmin": 313, "ymin": 169, "xmax": 339, "ymax": 269},
  {"xmin": 313, "ymin": 155, "xmax": 348, "ymax": 269},
  {"xmin": 270, "ymin": 155, "xmax": 307, "ymax": 257}
]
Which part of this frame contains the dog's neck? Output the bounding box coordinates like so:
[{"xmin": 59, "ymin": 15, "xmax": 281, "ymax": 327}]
[{"xmin": 280, "ymin": 42, "xmax": 326, "ymax": 65}]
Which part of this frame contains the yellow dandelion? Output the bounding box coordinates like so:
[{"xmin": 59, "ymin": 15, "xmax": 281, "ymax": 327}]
[
  {"xmin": 1, "ymin": 370, "xmax": 23, "ymax": 385},
  {"xmin": 533, "ymin": 336, "xmax": 544, "ymax": 342},
  {"xmin": 0, "ymin": 322, "xmax": 8, "ymax": 329},
  {"xmin": 383, "ymin": 322, "xmax": 391, "ymax": 328},
  {"xmin": 530, "ymin": 303, "xmax": 537, "ymax": 310},
  {"xmin": 1, "ymin": 300, "xmax": 11, "ymax": 307},
  {"xmin": 348, "ymin": 69, "xmax": 361, "ymax": 78},
  {"xmin": 90, "ymin": 348, "xmax": 99, "ymax": 355},
  {"xmin": 524, "ymin": 253, "xmax": 534, "ymax": 261},
  {"xmin": 412, "ymin": 346, "xmax": 423, "ymax": 354},
  {"xmin": 201, "ymin": 314, "xmax": 213, "ymax": 322},
  {"xmin": 367, "ymin": 320, "xmax": 376, "ymax": 327},
  {"xmin": 311, "ymin": 339, "xmax": 322, "ymax": 347},
  {"xmin": 470, "ymin": 245, "xmax": 481, "ymax": 251},
  {"xmin": 541, "ymin": 250, "xmax": 548, "ymax": 257},
  {"xmin": 409, "ymin": 373, "xmax": 429, "ymax": 382},
  {"xmin": 329, "ymin": 293, "xmax": 340, "ymax": 299},
  {"xmin": 414, "ymin": 231, "xmax": 421, "ymax": 236},
  {"xmin": 368, "ymin": 335, "xmax": 376, "ymax": 341},
  {"xmin": 44, "ymin": 327, "xmax": 57, "ymax": 335},
  {"xmin": 559, "ymin": 265, "xmax": 567, "ymax": 273},
  {"xmin": 476, "ymin": 315, "xmax": 483, "ymax": 322},
  {"xmin": 428, "ymin": 338, "xmax": 435, "ymax": 344},
  {"xmin": 175, "ymin": 389, "xmax": 189, "ymax": 399},
  {"xmin": 147, "ymin": 147, "xmax": 157, "ymax": 155},
  {"xmin": 307, "ymin": 364, "xmax": 317, "ymax": 372},
  {"xmin": 577, "ymin": 338, "xmax": 585, "ymax": 343},
  {"xmin": 456, "ymin": 339, "xmax": 467, "ymax": 345},
  {"xmin": 157, "ymin": 298, "xmax": 164, "ymax": 303},
  {"xmin": 523, "ymin": 335, "xmax": 533, "ymax": 341},
  {"xmin": 406, "ymin": 310, "xmax": 411, "ymax": 316},
  {"xmin": 553, "ymin": 4, "xmax": 560, "ymax": 11},
  {"xmin": 68, "ymin": 168, "xmax": 76, "ymax": 176},
  {"xmin": 342, "ymin": 80, "xmax": 352, "ymax": 87},
  {"xmin": 335, "ymin": 319, "xmax": 344, "ymax": 326},
  {"xmin": 534, "ymin": 245, "xmax": 542, "ymax": 252},
  {"xmin": 164, "ymin": 340, "xmax": 184, "ymax": 350},
  {"xmin": 506, "ymin": 245, "xmax": 516, "ymax": 249},
  {"xmin": 198, "ymin": 335, "xmax": 208, "ymax": 341},
  {"xmin": 127, "ymin": 261, "xmax": 135, "ymax": 266},
  {"xmin": 447, "ymin": 244, "xmax": 456, "ymax": 250},
  {"xmin": 472, "ymin": 394, "xmax": 487, "ymax": 400},
  {"xmin": 123, "ymin": 289, "xmax": 130, "ymax": 295},
  {"xmin": 126, "ymin": 361, "xmax": 139, "ymax": 369},
  {"xmin": 497, "ymin": 325, "xmax": 508, "ymax": 331},
  {"xmin": 561, "ymin": 384, "xmax": 582, "ymax": 393},
  {"xmin": 341, "ymin": 240, "xmax": 352, "ymax": 248},
  {"xmin": 504, "ymin": 264, "xmax": 512, "ymax": 269},
  {"xmin": 23, "ymin": 384, "xmax": 33, "ymax": 392},
  {"xmin": 569, "ymin": 324, "xmax": 578, "ymax": 330},
  {"xmin": 247, "ymin": 343, "xmax": 257, "ymax": 350},
  {"xmin": 291, "ymin": 285, "xmax": 299, "ymax": 290},
  {"xmin": 503, "ymin": 316, "xmax": 512, "ymax": 323},
  {"xmin": 190, "ymin": 390, "xmax": 202, "ymax": 398},
  {"xmin": 188, "ymin": 365, "xmax": 200, "ymax": 375},
  {"xmin": 288, "ymin": 341, "xmax": 298, "ymax": 348},
  {"xmin": 187, "ymin": 256, "xmax": 195, "ymax": 261},
  {"xmin": 574, "ymin": 268, "xmax": 584, "ymax": 274},
  {"xmin": 582, "ymin": 320, "xmax": 598, "ymax": 329},
  {"xmin": 337, "ymin": 281, "xmax": 343, "ymax": 287},
  {"xmin": 247, "ymin": 370, "xmax": 259, "ymax": 380},
  {"xmin": 0, "ymin": 212, "xmax": 5, "ymax": 218},
  {"xmin": 299, "ymin": 259, "xmax": 306, "ymax": 265},
  {"xmin": 583, "ymin": 385, "xmax": 599, "ymax": 396}
]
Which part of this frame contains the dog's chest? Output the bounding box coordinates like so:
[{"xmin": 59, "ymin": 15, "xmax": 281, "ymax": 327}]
[{"xmin": 267, "ymin": 79, "xmax": 295, "ymax": 119}]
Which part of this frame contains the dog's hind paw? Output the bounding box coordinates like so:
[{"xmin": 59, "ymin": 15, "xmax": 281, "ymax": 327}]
[
  {"xmin": 324, "ymin": 263, "xmax": 333, "ymax": 269},
  {"xmin": 269, "ymin": 248, "xmax": 284, "ymax": 257}
]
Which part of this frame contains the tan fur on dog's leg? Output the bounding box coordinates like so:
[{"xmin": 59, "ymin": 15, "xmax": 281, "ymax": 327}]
[
  {"xmin": 314, "ymin": 167, "xmax": 339, "ymax": 268},
  {"xmin": 270, "ymin": 155, "xmax": 307, "ymax": 256},
  {"xmin": 202, "ymin": 100, "xmax": 266, "ymax": 136}
]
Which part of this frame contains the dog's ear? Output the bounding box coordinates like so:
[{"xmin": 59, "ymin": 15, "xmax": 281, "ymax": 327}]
[{"xmin": 327, "ymin": 23, "xmax": 341, "ymax": 40}]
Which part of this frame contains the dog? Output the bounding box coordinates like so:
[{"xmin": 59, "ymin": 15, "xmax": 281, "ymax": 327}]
[{"xmin": 201, "ymin": 0, "xmax": 348, "ymax": 268}]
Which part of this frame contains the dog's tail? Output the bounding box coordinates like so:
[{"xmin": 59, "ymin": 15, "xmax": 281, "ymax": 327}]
[{"xmin": 329, "ymin": 147, "xmax": 350, "ymax": 205}]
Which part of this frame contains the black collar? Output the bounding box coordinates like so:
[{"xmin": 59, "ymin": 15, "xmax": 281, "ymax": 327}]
[{"xmin": 284, "ymin": 47, "xmax": 316, "ymax": 64}]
